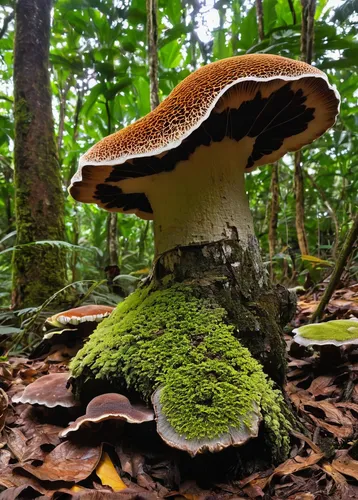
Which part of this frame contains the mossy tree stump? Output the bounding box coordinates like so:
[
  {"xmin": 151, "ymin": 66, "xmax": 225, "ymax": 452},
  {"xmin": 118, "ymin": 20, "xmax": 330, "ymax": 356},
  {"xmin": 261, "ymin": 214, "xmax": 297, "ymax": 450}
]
[{"xmin": 71, "ymin": 237, "xmax": 296, "ymax": 464}]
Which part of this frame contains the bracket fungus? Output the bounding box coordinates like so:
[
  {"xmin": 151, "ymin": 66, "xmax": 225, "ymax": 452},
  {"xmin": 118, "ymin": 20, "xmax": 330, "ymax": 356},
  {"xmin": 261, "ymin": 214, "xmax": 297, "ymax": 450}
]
[
  {"xmin": 68, "ymin": 54, "xmax": 340, "ymax": 459},
  {"xmin": 60, "ymin": 393, "xmax": 154, "ymax": 438},
  {"xmin": 46, "ymin": 305, "xmax": 115, "ymax": 328},
  {"xmin": 12, "ymin": 373, "xmax": 77, "ymax": 408},
  {"xmin": 293, "ymin": 319, "xmax": 358, "ymax": 366},
  {"xmin": 293, "ymin": 319, "xmax": 358, "ymax": 348},
  {"xmin": 152, "ymin": 387, "xmax": 261, "ymax": 456}
]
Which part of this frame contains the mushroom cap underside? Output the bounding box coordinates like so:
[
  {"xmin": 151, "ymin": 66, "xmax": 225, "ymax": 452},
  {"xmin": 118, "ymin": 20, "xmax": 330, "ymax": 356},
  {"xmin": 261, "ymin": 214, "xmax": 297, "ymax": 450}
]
[{"xmin": 70, "ymin": 54, "xmax": 340, "ymax": 219}]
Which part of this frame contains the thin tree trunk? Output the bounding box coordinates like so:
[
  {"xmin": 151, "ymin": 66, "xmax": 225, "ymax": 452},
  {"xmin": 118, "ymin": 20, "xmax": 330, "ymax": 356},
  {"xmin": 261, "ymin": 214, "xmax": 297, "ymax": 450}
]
[
  {"xmin": 311, "ymin": 213, "xmax": 358, "ymax": 322},
  {"xmin": 294, "ymin": 152, "xmax": 309, "ymax": 255},
  {"xmin": 255, "ymin": 0, "xmax": 265, "ymax": 41},
  {"xmin": 12, "ymin": 0, "xmax": 67, "ymax": 308},
  {"xmin": 306, "ymin": 172, "xmax": 340, "ymax": 259},
  {"xmin": 146, "ymin": 0, "xmax": 159, "ymax": 110},
  {"xmin": 268, "ymin": 163, "xmax": 279, "ymax": 279},
  {"xmin": 107, "ymin": 213, "xmax": 119, "ymax": 266},
  {"xmin": 294, "ymin": 0, "xmax": 317, "ymax": 260}
]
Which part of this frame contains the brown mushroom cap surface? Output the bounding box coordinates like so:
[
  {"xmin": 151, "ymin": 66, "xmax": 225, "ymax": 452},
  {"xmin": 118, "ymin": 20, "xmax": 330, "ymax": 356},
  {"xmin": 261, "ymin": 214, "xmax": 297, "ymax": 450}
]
[
  {"xmin": 152, "ymin": 388, "xmax": 261, "ymax": 456},
  {"xmin": 60, "ymin": 393, "xmax": 154, "ymax": 438},
  {"xmin": 70, "ymin": 54, "xmax": 339, "ymax": 219},
  {"xmin": 12, "ymin": 373, "xmax": 77, "ymax": 408},
  {"xmin": 46, "ymin": 305, "xmax": 115, "ymax": 327}
]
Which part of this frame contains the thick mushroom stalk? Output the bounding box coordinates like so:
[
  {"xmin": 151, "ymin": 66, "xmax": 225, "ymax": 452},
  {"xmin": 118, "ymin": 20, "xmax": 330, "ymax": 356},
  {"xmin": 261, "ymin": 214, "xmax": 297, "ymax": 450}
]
[{"xmin": 121, "ymin": 139, "xmax": 254, "ymax": 255}]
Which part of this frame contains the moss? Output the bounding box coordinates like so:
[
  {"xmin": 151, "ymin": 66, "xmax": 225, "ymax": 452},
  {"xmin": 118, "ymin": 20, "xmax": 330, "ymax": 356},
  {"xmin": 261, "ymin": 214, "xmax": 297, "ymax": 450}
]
[
  {"xmin": 71, "ymin": 283, "xmax": 290, "ymax": 456},
  {"xmin": 297, "ymin": 320, "xmax": 358, "ymax": 342}
]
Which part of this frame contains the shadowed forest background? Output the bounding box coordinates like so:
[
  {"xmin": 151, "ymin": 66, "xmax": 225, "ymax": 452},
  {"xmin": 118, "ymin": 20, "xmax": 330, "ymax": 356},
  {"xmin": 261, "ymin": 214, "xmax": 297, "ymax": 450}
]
[{"xmin": 0, "ymin": 0, "xmax": 357, "ymax": 317}]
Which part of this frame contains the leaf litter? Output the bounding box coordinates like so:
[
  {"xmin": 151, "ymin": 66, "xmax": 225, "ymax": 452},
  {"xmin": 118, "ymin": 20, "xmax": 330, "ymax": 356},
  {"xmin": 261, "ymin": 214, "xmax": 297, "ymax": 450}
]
[{"xmin": 0, "ymin": 286, "xmax": 358, "ymax": 499}]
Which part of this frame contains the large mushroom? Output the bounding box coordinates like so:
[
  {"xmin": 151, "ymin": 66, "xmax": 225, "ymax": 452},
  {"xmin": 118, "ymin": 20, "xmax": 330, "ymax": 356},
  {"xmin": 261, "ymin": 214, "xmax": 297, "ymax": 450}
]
[{"xmin": 69, "ymin": 55, "xmax": 339, "ymax": 463}]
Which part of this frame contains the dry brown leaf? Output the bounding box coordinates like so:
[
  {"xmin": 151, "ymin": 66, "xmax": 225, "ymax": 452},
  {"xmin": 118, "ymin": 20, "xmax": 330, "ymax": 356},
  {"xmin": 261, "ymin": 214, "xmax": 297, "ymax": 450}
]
[
  {"xmin": 0, "ymin": 388, "xmax": 9, "ymax": 434},
  {"xmin": 332, "ymin": 451, "xmax": 358, "ymax": 481},
  {"xmin": 322, "ymin": 462, "xmax": 349, "ymax": 497},
  {"xmin": 17, "ymin": 440, "xmax": 102, "ymax": 483},
  {"xmin": 270, "ymin": 452, "xmax": 325, "ymax": 480},
  {"xmin": 4, "ymin": 428, "xmax": 28, "ymax": 462},
  {"xmin": 307, "ymin": 376, "xmax": 336, "ymax": 397},
  {"xmin": 96, "ymin": 451, "xmax": 127, "ymax": 491},
  {"xmin": 290, "ymin": 430, "xmax": 322, "ymax": 454}
]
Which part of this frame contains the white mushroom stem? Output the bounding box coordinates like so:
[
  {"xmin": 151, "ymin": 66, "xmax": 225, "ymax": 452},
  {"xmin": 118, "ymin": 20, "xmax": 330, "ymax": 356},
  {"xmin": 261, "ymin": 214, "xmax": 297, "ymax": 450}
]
[{"xmin": 120, "ymin": 138, "xmax": 256, "ymax": 256}]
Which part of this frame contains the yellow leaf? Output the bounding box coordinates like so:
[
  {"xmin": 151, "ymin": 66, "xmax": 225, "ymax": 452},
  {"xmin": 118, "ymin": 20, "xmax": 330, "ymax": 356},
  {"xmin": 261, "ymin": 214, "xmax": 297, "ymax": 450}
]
[
  {"xmin": 301, "ymin": 255, "xmax": 333, "ymax": 267},
  {"xmin": 96, "ymin": 452, "xmax": 126, "ymax": 491},
  {"xmin": 131, "ymin": 268, "xmax": 150, "ymax": 275},
  {"xmin": 70, "ymin": 485, "xmax": 85, "ymax": 492}
]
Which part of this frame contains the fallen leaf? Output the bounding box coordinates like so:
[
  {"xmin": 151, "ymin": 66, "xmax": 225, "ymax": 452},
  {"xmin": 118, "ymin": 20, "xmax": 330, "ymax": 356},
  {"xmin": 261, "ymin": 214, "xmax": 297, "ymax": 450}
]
[
  {"xmin": 17, "ymin": 441, "xmax": 102, "ymax": 483},
  {"xmin": 307, "ymin": 376, "xmax": 336, "ymax": 397},
  {"xmin": 96, "ymin": 451, "xmax": 127, "ymax": 491},
  {"xmin": 4, "ymin": 428, "xmax": 28, "ymax": 462},
  {"xmin": 270, "ymin": 452, "xmax": 324, "ymax": 480},
  {"xmin": 332, "ymin": 451, "xmax": 358, "ymax": 481}
]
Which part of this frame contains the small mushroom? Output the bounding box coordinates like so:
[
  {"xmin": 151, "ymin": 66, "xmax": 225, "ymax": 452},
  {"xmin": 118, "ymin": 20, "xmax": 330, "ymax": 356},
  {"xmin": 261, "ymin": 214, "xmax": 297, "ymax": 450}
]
[
  {"xmin": 46, "ymin": 305, "xmax": 115, "ymax": 328},
  {"xmin": 293, "ymin": 319, "xmax": 358, "ymax": 366},
  {"xmin": 12, "ymin": 373, "xmax": 78, "ymax": 408},
  {"xmin": 152, "ymin": 387, "xmax": 261, "ymax": 456},
  {"xmin": 31, "ymin": 305, "xmax": 116, "ymax": 358},
  {"xmin": 60, "ymin": 393, "xmax": 154, "ymax": 438}
]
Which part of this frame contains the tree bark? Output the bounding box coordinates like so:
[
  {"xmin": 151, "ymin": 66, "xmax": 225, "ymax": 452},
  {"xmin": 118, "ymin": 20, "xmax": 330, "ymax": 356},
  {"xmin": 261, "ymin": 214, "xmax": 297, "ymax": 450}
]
[
  {"xmin": 294, "ymin": 0, "xmax": 317, "ymax": 261},
  {"xmin": 268, "ymin": 163, "xmax": 280, "ymax": 279},
  {"xmin": 107, "ymin": 212, "xmax": 119, "ymax": 267},
  {"xmin": 146, "ymin": 0, "xmax": 159, "ymax": 110},
  {"xmin": 12, "ymin": 0, "xmax": 67, "ymax": 308},
  {"xmin": 294, "ymin": 151, "xmax": 309, "ymax": 256},
  {"xmin": 255, "ymin": 0, "xmax": 265, "ymax": 41},
  {"xmin": 154, "ymin": 238, "xmax": 295, "ymax": 384}
]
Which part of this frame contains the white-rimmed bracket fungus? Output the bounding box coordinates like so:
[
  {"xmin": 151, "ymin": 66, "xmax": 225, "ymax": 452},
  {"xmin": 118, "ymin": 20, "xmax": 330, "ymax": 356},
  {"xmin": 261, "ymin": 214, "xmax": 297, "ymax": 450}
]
[
  {"xmin": 60, "ymin": 393, "xmax": 154, "ymax": 439},
  {"xmin": 68, "ymin": 55, "xmax": 339, "ymax": 464},
  {"xmin": 293, "ymin": 319, "xmax": 358, "ymax": 366},
  {"xmin": 33, "ymin": 305, "xmax": 115, "ymax": 356},
  {"xmin": 46, "ymin": 305, "xmax": 115, "ymax": 329}
]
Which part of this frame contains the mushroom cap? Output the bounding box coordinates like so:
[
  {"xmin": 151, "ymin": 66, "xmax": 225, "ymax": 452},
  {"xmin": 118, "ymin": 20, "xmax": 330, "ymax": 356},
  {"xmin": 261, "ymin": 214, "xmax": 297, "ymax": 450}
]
[
  {"xmin": 293, "ymin": 320, "xmax": 358, "ymax": 347},
  {"xmin": 12, "ymin": 373, "xmax": 78, "ymax": 408},
  {"xmin": 152, "ymin": 387, "xmax": 261, "ymax": 456},
  {"xmin": 60, "ymin": 393, "xmax": 154, "ymax": 438},
  {"xmin": 46, "ymin": 305, "xmax": 115, "ymax": 327},
  {"xmin": 70, "ymin": 54, "xmax": 339, "ymax": 219}
]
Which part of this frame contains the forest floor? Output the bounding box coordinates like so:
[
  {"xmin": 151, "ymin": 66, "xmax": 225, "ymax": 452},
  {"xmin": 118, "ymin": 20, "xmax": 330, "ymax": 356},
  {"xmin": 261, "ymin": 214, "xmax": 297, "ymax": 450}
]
[{"xmin": 0, "ymin": 284, "xmax": 358, "ymax": 500}]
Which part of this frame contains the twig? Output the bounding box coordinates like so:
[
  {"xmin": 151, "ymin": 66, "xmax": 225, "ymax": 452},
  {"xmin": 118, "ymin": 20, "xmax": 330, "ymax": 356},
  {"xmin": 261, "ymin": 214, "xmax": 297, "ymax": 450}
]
[
  {"xmin": 0, "ymin": 11, "xmax": 14, "ymax": 40},
  {"xmin": 310, "ymin": 213, "xmax": 358, "ymax": 323}
]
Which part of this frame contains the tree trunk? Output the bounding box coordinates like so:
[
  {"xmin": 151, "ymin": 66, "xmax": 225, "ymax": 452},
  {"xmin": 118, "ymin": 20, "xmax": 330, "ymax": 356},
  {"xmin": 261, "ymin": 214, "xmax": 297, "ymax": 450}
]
[
  {"xmin": 12, "ymin": 0, "xmax": 67, "ymax": 308},
  {"xmin": 71, "ymin": 236, "xmax": 296, "ymax": 469},
  {"xmin": 107, "ymin": 212, "xmax": 119, "ymax": 267},
  {"xmin": 146, "ymin": 0, "xmax": 159, "ymax": 110},
  {"xmin": 268, "ymin": 163, "xmax": 279, "ymax": 279},
  {"xmin": 255, "ymin": 0, "xmax": 265, "ymax": 41},
  {"xmin": 294, "ymin": 0, "xmax": 317, "ymax": 262},
  {"xmin": 294, "ymin": 151, "xmax": 309, "ymax": 256}
]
